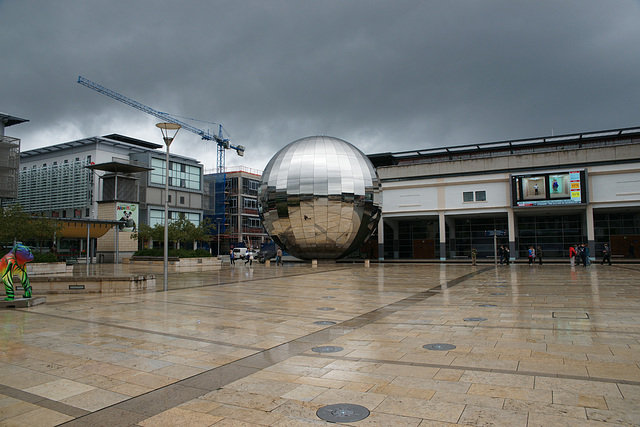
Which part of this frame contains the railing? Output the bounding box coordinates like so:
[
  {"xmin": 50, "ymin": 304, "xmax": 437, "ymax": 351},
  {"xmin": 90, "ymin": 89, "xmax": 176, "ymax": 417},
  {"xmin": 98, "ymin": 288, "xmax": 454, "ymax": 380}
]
[{"xmin": 204, "ymin": 165, "xmax": 263, "ymax": 176}]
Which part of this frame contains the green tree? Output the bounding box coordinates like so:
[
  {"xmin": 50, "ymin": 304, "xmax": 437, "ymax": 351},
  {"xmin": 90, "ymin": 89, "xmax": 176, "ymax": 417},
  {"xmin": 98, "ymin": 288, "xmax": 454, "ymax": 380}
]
[
  {"xmin": 28, "ymin": 214, "xmax": 62, "ymax": 253},
  {"xmin": 131, "ymin": 217, "xmax": 217, "ymax": 250},
  {"xmin": 0, "ymin": 205, "xmax": 61, "ymax": 252}
]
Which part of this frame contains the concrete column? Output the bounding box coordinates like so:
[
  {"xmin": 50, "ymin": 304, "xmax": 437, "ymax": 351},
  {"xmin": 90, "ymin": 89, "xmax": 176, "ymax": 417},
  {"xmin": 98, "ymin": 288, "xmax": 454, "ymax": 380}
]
[
  {"xmin": 378, "ymin": 215, "xmax": 384, "ymax": 261},
  {"xmin": 438, "ymin": 211, "xmax": 446, "ymax": 261},
  {"xmin": 508, "ymin": 208, "xmax": 516, "ymax": 260},
  {"xmin": 586, "ymin": 205, "xmax": 595, "ymax": 259}
]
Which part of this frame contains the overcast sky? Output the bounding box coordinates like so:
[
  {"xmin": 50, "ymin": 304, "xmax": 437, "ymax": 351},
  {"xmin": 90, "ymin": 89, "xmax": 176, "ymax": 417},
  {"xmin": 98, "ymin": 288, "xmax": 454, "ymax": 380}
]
[{"xmin": 2, "ymin": 0, "xmax": 639, "ymax": 172}]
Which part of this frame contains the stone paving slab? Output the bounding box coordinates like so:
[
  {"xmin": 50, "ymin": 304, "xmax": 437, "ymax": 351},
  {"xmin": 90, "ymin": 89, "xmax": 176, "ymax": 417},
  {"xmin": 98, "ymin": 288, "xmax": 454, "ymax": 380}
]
[{"xmin": 1, "ymin": 263, "xmax": 640, "ymax": 425}]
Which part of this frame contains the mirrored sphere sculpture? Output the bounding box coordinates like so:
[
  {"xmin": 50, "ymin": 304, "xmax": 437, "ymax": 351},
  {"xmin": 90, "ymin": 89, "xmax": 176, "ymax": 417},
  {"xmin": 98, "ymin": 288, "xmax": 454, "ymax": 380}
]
[{"xmin": 258, "ymin": 136, "xmax": 380, "ymax": 260}]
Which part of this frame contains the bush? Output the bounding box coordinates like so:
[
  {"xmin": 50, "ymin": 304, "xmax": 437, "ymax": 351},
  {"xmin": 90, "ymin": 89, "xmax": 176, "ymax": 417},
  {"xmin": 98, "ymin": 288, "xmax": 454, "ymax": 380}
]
[
  {"xmin": 0, "ymin": 248, "xmax": 59, "ymax": 263},
  {"xmin": 32, "ymin": 252, "xmax": 59, "ymax": 263},
  {"xmin": 133, "ymin": 248, "xmax": 212, "ymax": 258}
]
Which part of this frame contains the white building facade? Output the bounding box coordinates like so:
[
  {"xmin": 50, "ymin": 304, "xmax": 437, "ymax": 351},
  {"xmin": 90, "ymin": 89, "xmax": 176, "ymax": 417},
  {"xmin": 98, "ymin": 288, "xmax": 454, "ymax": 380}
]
[
  {"xmin": 15, "ymin": 134, "xmax": 204, "ymax": 262},
  {"xmin": 371, "ymin": 127, "xmax": 640, "ymax": 260}
]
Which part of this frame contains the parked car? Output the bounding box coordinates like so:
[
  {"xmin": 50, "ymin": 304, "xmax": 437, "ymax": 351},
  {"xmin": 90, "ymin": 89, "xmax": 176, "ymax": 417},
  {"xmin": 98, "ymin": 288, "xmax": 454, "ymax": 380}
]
[{"xmin": 232, "ymin": 247, "xmax": 247, "ymax": 259}]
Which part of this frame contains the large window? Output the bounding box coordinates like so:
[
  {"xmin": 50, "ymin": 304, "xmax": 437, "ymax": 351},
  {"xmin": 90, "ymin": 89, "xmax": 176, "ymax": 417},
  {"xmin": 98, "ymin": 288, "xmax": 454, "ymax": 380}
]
[
  {"xmin": 453, "ymin": 217, "xmax": 508, "ymax": 258},
  {"xmin": 149, "ymin": 209, "xmax": 201, "ymax": 227},
  {"xmin": 594, "ymin": 212, "xmax": 640, "ymax": 257},
  {"xmin": 517, "ymin": 214, "xmax": 583, "ymax": 257},
  {"xmin": 386, "ymin": 219, "xmax": 440, "ymax": 259},
  {"xmin": 150, "ymin": 158, "xmax": 201, "ymax": 190}
]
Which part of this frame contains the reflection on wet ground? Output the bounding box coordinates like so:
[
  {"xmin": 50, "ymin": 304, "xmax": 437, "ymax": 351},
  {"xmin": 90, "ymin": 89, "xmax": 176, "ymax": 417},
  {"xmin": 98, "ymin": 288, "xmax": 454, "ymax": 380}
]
[{"xmin": 2, "ymin": 262, "xmax": 640, "ymax": 426}]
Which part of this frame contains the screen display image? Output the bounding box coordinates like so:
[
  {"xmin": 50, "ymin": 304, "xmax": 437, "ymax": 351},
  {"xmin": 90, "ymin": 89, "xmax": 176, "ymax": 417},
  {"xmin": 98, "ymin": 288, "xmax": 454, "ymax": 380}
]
[
  {"xmin": 512, "ymin": 171, "xmax": 586, "ymax": 207},
  {"xmin": 521, "ymin": 176, "xmax": 546, "ymax": 200},
  {"xmin": 548, "ymin": 174, "xmax": 570, "ymax": 199}
]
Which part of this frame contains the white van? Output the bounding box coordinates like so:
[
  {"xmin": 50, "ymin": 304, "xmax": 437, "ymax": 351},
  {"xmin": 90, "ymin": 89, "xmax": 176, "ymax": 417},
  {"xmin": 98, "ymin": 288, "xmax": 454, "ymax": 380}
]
[{"xmin": 232, "ymin": 247, "xmax": 247, "ymax": 259}]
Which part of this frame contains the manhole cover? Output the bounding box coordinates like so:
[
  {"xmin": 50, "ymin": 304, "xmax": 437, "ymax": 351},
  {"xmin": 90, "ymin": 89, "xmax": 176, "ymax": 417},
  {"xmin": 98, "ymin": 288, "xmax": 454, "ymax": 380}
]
[
  {"xmin": 490, "ymin": 293, "xmax": 506, "ymax": 296},
  {"xmin": 314, "ymin": 321, "xmax": 337, "ymax": 325},
  {"xmin": 322, "ymin": 296, "xmax": 336, "ymax": 299},
  {"xmin": 317, "ymin": 307, "xmax": 335, "ymax": 311},
  {"xmin": 553, "ymin": 312, "xmax": 590, "ymax": 319},
  {"xmin": 423, "ymin": 343, "xmax": 456, "ymax": 351},
  {"xmin": 317, "ymin": 403, "xmax": 370, "ymax": 423},
  {"xmin": 464, "ymin": 317, "xmax": 487, "ymax": 322},
  {"xmin": 312, "ymin": 346, "xmax": 344, "ymax": 353},
  {"xmin": 478, "ymin": 304, "xmax": 497, "ymax": 307}
]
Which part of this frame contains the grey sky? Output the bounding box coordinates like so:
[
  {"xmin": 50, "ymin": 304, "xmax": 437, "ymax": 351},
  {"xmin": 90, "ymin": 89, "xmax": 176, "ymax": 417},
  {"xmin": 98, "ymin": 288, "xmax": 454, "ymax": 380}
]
[{"xmin": 2, "ymin": 0, "xmax": 639, "ymax": 172}]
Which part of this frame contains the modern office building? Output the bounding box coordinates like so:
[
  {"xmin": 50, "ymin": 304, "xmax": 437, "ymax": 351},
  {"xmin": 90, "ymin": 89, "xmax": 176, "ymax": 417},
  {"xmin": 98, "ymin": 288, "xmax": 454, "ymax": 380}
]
[
  {"xmin": 370, "ymin": 126, "xmax": 640, "ymax": 260},
  {"xmin": 204, "ymin": 167, "xmax": 269, "ymax": 254},
  {"xmin": 0, "ymin": 113, "xmax": 28, "ymax": 200},
  {"xmin": 15, "ymin": 134, "xmax": 204, "ymax": 261}
]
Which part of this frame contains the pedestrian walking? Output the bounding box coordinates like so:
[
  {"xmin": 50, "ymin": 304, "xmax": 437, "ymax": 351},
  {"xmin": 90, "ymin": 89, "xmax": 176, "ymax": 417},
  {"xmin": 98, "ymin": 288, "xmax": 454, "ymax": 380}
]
[
  {"xmin": 229, "ymin": 248, "xmax": 235, "ymax": 265},
  {"xmin": 498, "ymin": 245, "xmax": 504, "ymax": 265},
  {"xmin": 528, "ymin": 246, "xmax": 535, "ymax": 265},
  {"xmin": 601, "ymin": 243, "xmax": 612, "ymax": 265},
  {"xmin": 585, "ymin": 244, "xmax": 591, "ymax": 266},
  {"xmin": 580, "ymin": 244, "xmax": 588, "ymax": 267},
  {"xmin": 503, "ymin": 246, "xmax": 510, "ymax": 265},
  {"xmin": 536, "ymin": 246, "xmax": 543, "ymax": 265},
  {"xmin": 629, "ymin": 242, "xmax": 636, "ymax": 259},
  {"xmin": 276, "ymin": 247, "xmax": 283, "ymax": 265},
  {"xmin": 471, "ymin": 247, "xmax": 478, "ymax": 266},
  {"xmin": 245, "ymin": 247, "xmax": 253, "ymax": 266},
  {"xmin": 569, "ymin": 244, "xmax": 576, "ymax": 267}
]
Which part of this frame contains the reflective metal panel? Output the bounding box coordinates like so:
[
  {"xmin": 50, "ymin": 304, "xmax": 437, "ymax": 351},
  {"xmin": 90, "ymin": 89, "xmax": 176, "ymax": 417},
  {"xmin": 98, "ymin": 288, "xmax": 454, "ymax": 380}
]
[{"xmin": 259, "ymin": 136, "xmax": 380, "ymax": 260}]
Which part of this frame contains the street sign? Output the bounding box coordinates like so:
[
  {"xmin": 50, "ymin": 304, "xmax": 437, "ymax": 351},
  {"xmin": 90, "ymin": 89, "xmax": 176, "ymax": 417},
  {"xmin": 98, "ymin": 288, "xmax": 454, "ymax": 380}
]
[{"xmin": 485, "ymin": 230, "xmax": 507, "ymax": 237}]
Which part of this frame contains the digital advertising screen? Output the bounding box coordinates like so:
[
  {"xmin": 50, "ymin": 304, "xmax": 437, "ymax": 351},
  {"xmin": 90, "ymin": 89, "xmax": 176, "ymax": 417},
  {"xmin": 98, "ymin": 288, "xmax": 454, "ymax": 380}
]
[{"xmin": 511, "ymin": 170, "xmax": 586, "ymax": 207}]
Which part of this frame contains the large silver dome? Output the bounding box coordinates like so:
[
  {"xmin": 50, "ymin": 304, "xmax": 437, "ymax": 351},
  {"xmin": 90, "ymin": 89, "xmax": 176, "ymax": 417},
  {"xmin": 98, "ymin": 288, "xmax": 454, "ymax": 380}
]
[{"xmin": 258, "ymin": 136, "xmax": 380, "ymax": 260}]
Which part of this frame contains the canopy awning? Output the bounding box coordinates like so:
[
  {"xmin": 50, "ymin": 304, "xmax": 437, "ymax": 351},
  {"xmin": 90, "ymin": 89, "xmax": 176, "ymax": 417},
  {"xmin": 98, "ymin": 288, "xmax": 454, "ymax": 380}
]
[{"xmin": 57, "ymin": 219, "xmax": 126, "ymax": 239}]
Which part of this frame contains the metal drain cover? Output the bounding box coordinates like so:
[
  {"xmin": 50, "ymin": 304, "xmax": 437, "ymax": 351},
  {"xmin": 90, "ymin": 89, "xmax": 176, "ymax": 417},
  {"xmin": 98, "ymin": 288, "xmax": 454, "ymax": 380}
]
[
  {"xmin": 490, "ymin": 293, "xmax": 506, "ymax": 296},
  {"xmin": 423, "ymin": 343, "xmax": 456, "ymax": 351},
  {"xmin": 478, "ymin": 304, "xmax": 497, "ymax": 307},
  {"xmin": 322, "ymin": 296, "xmax": 336, "ymax": 299},
  {"xmin": 317, "ymin": 307, "xmax": 335, "ymax": 311},
  {"xmin": 317, "ymin": 403, "xmax": 370, "ymax": 423},
  {"xmin": 464, "ymin": 317, "xmax": 487, "ymax": 322},
  {"xmin": 312, "ymin": 346, "xmax": 344, "ymax": 353},
  {"xmin": 314, "ymin": 321, "xmax": 337, "ymax": 325}
]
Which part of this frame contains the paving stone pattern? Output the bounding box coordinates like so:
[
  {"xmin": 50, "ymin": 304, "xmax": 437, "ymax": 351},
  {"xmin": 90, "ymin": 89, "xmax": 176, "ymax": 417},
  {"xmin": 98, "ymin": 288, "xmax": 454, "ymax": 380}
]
[{"xmin": 1, "ymin": 262, "xmax": 640, "ymax": 426}]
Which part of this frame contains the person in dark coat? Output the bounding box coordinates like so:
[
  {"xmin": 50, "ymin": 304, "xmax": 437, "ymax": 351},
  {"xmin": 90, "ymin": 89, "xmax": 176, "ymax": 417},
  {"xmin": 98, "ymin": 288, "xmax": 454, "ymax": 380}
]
[
  {"xmin": 601, "ymin": 244, "xmax": 612, "ymax": 265},
  {"xmin": 537, "ymin": 246, "xmax": 543, "ymax": 265}
]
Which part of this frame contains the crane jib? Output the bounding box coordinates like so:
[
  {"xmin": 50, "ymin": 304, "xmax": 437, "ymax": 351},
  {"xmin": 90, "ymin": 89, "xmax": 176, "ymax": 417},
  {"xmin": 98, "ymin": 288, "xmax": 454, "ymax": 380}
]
[{"xmin": 77, "ymin": 76, "xmax": 245, "ymax": 165}]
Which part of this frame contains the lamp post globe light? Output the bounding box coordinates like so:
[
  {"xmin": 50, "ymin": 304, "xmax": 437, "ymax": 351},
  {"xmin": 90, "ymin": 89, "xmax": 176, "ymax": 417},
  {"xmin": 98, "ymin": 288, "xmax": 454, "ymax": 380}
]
[{"xmin": 156, "ymin": 123, "xmax": 181, "ymax": 291}]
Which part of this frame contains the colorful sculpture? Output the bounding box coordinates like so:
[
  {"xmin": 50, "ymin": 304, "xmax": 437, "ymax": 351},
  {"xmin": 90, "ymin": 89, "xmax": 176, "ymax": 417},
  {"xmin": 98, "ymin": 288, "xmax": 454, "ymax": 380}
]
[{"xmin": 1, "ymin": 244, "xmax": 34, "ymax": 301}]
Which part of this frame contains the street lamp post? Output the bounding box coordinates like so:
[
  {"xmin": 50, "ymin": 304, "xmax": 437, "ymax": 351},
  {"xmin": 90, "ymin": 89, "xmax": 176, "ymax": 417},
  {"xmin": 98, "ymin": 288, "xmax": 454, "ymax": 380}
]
[
  {"xmin": 217, "ymin": 219, "xmax": 221, "ymax": 256},
  {"xmin": 156, "ymin": 123, "xmax": 181, "ymax": 292}
]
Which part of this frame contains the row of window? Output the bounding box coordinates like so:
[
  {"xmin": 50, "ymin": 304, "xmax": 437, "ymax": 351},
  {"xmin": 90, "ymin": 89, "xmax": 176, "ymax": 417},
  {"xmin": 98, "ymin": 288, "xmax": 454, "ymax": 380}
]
[
  {"xmin": 24, "ymin": 156, "xmax": 92, "ymax": 170},
  {"xmin": 463, "ymin": 190, "xmax": 486, "ymax": 202},
  {"xmin": 150, "ymin": 158, "xmax": 201, "ymax": 190},
  {"xmin": 149, "ymin": 209, "xmax": 200, "ymax": 227}
]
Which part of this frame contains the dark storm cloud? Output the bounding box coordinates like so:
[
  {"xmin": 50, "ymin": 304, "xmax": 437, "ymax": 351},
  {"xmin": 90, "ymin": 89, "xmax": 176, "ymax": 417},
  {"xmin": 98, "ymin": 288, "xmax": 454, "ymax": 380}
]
[{"xmin": 2, "ymin": 0, "xmax": 639, "ymax": 171}]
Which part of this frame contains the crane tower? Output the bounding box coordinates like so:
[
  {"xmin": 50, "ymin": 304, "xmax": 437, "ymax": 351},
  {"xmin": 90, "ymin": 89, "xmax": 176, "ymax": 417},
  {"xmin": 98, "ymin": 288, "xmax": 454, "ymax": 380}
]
[{"xmin": 78, "ymin": 76, "xmax": 243, "ymax": 246}]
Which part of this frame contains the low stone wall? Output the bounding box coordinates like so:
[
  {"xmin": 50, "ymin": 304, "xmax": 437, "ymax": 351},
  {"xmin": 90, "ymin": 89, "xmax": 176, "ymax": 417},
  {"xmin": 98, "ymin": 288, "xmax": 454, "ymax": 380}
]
[
  {"xmin": 28, "ymin": 275, "xmax": 156, "ymax": 294},
  {"xmin": 128, "ymin": 257, "xmax": 222, "ymax": 272},
  {"xmin": 26, "ymin": 262, "xmax": 73, "ymax": 276}
]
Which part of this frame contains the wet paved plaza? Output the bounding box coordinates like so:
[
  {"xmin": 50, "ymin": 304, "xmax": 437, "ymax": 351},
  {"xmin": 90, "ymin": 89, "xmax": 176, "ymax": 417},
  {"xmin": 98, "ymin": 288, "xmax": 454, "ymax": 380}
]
[{"xmin": 2, "ymin": 262, "xmax": 640, "ymax": 426}]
